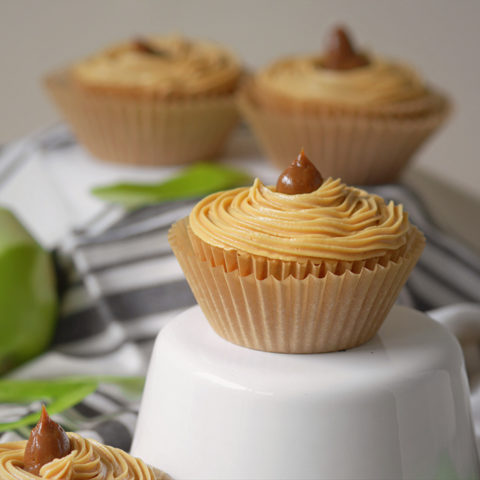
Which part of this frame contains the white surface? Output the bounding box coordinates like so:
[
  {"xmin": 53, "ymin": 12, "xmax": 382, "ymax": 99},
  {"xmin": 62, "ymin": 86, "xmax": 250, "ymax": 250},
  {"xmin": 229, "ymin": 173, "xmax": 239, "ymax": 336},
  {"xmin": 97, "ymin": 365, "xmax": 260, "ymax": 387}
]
[
  {"xmin": 2, "ymin": 0, "xmax": 480, "ymax": 201},
  {"xmin": 7, "ymin": 343, "xmax": 145, "ymax": 380},
  {"xmin": 42, "ymin": 145, "xmax": 181, "ymax": 226},
  {"xmin": 132, "ymin": 305, "xmax": 479, "ymax": 480},
  {"xmin": 0, "ymin": 147, "xmax": 75, "ymax": 249}
]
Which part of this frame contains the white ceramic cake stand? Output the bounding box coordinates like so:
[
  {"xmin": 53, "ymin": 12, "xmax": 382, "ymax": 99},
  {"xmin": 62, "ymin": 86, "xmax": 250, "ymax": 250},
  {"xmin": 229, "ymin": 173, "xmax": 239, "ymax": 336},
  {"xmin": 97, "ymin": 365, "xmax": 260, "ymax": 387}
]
[{"xmin": 132, "ymin": 305, "xmax": 479, "ymax": 480}]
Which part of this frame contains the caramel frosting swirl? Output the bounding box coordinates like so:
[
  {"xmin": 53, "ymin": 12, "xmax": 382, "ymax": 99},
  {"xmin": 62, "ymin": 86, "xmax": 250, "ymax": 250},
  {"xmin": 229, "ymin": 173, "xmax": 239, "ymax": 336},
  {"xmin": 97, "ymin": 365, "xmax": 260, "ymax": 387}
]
[
  {"xmin": 72, "ymin": 34, "xmax": 242, "ymax": 98},
  {"xmin": 0, "ymin": 434, "xmax": 167, "ymax": 480},
  {"xmin": 190, "ymin": 178, "xmax": 411, "ymax": 262},
  {"xmin": 256, "ymin": 55, "xmax": 427, "ymax": 106}
]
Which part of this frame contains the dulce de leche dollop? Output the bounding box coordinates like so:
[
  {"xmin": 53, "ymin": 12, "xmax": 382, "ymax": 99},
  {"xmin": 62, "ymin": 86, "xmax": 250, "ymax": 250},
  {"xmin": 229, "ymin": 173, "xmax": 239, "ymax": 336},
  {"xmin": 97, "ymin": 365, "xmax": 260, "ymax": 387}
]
[
  {"xmin": 133, "ymin": 38, "xmax": 170, "ymax": 57},
  {"xmin": 322, "ymin": 25, "xmax": 369, "ymax": 71},
  {"xmin": 23, "ymin": 406, "xmax": 71, "ymax": 475},
  {"xmin": 276, "ymin": 149, "xmax": 323, "ymax": 194}
]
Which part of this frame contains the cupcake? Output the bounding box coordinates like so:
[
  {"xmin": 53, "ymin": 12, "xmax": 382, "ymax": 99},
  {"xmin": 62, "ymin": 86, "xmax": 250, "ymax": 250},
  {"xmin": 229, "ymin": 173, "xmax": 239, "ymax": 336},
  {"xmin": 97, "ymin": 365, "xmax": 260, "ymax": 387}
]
[
  {"xmin": 0, "ymin": 406, "xmax": 171, "ymax": 479},
  {"xmin": 45, "ymin": 34, "xmax": 243, "ymax": 166},
  {"xmin": 169, "ymin": 150, "xmax": 425, "ymax": 353},
  {"xmin": 239, "ymin": 26, "xmax": 450, "ymax": 184}
]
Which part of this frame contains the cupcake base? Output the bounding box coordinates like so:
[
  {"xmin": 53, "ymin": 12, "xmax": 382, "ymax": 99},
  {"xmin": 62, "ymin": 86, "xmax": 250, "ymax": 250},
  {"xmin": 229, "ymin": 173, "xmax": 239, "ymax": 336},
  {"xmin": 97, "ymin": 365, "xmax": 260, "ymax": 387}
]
[
  {"xmin": 238, "ymin": 86, "xmax": 450, "ymax": 185},
  {"xmin": 45, "ymin": 70, "xmax": 239, "ymax": 166},
  {"xmin": 169, "ymin": 218, "xmax": 425, "ymax": 353}
]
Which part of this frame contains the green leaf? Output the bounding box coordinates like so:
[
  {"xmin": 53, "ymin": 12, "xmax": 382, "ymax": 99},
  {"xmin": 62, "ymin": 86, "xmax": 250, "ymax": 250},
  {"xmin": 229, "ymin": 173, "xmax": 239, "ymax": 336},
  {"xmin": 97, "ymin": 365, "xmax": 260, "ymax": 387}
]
[
  {"xmin": 0, "ymin": 376, "xmax": 145, "ymax": 432},
  {"xmin": 96, "ymin": 375, "xmax": 145, "ymax": 392},
  {"xmin": 0, "ymin": 378, "xmax": 98, "ymax": 432},
  {"xmin": 91, "ymin": 163, "xmax": 252, "ymax": 209}
]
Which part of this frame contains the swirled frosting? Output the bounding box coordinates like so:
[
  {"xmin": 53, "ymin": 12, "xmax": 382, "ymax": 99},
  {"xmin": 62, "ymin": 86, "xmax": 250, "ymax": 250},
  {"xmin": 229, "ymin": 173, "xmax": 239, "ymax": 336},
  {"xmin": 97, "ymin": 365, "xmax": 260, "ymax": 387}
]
[
  {"xmin": 255, "ymin": 55, "xmax": 427, "ymax": 106},
  {"xmin": 0, "ymin": 434, "xmax": 166, "ymax": 480},
  {"xmin": 72, "ymin": 34, "xmax": 242, "ymax": 97},
  {"xmin": 190, "ymin": 177, "xmax": 411, "ymax": 262}
]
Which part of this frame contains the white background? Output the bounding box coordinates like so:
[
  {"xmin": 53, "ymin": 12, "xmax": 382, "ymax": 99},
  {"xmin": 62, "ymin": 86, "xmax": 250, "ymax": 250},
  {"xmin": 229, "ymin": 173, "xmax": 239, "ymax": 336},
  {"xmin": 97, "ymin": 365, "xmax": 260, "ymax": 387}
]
[{"xmin": 1, "ymin": 0, "xmax": 479, "ymax": 199}]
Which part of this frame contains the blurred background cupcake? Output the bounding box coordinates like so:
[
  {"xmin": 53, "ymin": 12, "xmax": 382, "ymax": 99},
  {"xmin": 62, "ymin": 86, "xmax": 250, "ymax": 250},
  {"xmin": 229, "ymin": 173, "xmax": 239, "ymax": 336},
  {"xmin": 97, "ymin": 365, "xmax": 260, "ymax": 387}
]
[
  {"xmin": 45, "ymin": 34, "xmax": 244, "ymax": 166},
  {"xmin": 239, "ymin": 25, "xmax": 450, "ymax": 185}
]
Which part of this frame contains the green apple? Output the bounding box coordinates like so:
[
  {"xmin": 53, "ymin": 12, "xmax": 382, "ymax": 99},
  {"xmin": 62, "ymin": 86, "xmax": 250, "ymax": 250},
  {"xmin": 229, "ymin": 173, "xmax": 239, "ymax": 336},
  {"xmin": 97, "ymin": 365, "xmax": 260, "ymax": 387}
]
[{"xmin": 0, "ymin": 207, "xmax": 57, "ymax": 374}]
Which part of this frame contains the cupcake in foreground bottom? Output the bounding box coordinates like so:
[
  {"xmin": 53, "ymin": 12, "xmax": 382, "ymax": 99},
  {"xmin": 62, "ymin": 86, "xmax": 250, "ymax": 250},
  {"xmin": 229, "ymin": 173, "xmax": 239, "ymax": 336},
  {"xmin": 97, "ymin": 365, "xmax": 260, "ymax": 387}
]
[
  {"xmin": 0, "ymin": 406, "xmax": 171, "ymax": 480},
  {"xmin": 169, "ymin": 150, "xmax": 425, "ymax": 353}
]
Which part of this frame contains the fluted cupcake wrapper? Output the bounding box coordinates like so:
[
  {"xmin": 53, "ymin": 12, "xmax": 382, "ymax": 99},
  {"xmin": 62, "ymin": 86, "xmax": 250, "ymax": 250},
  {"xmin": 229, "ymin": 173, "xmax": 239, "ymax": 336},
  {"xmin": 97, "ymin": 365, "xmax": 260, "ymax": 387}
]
[
  {"xmin": 169, "ymin": 218, "xmax": 425, "ymax": 353},
  {"xmin": 45, "ymin": 70, "xmax": 239, "ymax": 166},
  {"xmin": 238, "ymin": 89, "xmax": 450, "ymax": 185},
  {"xmin": 189, "ymin": 221, "xmax": 415, "ymax": 281},
  {"xmin": 151, "ymin": 466, "xmax": 172, "ymax": 480}
]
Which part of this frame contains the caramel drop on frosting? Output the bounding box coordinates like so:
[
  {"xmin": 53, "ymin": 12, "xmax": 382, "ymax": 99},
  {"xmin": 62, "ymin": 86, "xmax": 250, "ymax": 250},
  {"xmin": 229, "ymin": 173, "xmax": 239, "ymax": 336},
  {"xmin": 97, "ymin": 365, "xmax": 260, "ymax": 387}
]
[
  {"xmin": 322, "ymin": 26, "xmax": 369, "ymax": 70},
  {"xmin": 276, "ymin": 149, "xmax": 323, "ymax": 194},
  {"xmin": 23, "ymin": 405, "xmax": 71, "ymax": 475},
  {"xmin": 132, "ymin": 38, "xmax": 170, "ymax": 57}
]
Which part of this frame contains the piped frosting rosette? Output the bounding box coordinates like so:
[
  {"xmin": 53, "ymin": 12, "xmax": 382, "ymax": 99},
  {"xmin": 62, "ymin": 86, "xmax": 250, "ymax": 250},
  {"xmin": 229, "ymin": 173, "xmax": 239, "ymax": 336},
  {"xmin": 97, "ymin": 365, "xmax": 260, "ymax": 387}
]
[
  {"xmin": 44, "ymin": 34, "xmax": 242, "ymax": 166},
  {"xmin": 0, "ymin": 434, "xmax": 170, "ymax": 480},
  {"xmin": 252, "ymin": 55, "xmax": 445, "ymax": 117},
  {"xmin": 189, "ymin": 177, "xmax": 415, "ymax": 279},
  {"xmin": 71, "ymin": 34, "xmax": 242, "ymax": 98},
  {"xmin": 169, "ymin": 152, "xmax": 425, "ymax": 353}
]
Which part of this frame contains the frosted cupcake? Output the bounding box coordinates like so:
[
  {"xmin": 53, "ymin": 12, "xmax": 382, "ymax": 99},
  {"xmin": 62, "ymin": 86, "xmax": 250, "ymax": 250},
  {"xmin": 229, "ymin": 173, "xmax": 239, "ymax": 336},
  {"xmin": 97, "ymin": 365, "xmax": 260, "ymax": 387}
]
[
  {"xmin": 45, "ymin": 34, "xmax": 243, "ymax": 166},
  {"xmin": 169, "ymin": 150, "xmax": 425, "ymax": 353},
  {"xmin": 239, "ymin": 26, "xmax": 450, "ymax": 184},
  {"xmin": 0, "ymin": 406, "xmax": 171, "ymax": 479}
]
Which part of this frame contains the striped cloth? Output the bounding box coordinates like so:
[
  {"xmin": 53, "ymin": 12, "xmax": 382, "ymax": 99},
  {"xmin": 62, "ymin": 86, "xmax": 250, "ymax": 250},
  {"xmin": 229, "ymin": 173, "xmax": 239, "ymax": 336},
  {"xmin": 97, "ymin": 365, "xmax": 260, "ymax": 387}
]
[
  {"xmin": 1, "ymin": 126, "xmax": 480, "ymax": 452},
  {"xmin": 55, "ymin": 200, "xmax": 198, "ymax": 361}
]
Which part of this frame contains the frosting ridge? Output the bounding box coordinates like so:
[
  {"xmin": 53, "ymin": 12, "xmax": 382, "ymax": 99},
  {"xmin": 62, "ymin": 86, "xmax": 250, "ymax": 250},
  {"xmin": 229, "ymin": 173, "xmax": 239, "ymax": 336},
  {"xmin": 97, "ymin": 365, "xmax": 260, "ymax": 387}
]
[
  {"xmin": 189, "ymin": 177, "xmax": 411, "ymax": 262},
  {"xmin": 0, "ymin": 434, "xmax": 163, "ymax": 480},
  {"xmin": 256, "ymin": 55, "xmax": 427, "ymax": 106},
  {"xmin": 72, "ymin": 34, "xmax": 242, "ymax": 97}
]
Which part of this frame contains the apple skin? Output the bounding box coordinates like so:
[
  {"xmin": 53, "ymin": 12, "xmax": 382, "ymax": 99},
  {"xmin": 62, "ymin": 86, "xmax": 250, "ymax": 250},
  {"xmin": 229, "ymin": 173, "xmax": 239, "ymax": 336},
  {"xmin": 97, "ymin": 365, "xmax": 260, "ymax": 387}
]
[{"xmin": 0, "ymin": 207, "xmax": 58, "ymax": 374}]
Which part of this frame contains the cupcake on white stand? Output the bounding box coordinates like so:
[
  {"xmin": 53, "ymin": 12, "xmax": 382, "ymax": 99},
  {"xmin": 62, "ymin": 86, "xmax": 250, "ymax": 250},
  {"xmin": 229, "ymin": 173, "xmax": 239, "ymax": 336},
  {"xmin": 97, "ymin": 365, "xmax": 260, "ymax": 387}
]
[{"xmin": 132, "ymin": 154, "xmax": 478, "ymax": 479}]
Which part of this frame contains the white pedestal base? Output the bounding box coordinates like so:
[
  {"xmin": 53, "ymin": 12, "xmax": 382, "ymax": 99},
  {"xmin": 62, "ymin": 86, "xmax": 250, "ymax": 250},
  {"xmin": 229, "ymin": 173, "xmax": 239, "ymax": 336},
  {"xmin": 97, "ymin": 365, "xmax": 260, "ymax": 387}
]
[{"xmin": 132, "ymin": 305, "xmax": 479, "ymax": 480}]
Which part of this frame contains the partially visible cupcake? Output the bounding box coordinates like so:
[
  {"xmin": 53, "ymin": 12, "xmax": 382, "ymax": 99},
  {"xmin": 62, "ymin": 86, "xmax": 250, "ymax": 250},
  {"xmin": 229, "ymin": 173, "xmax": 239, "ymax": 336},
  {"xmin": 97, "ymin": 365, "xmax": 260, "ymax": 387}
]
[
  {"xmin": 45, "ymin": 34, "xmax": 243, "ymax": 166},
  {"xmin": 169, "ymin": 150, "xmax": 425, "ymax": 353},
  {"xmin": 239, "ymin": 26, "xmax": 450, "ymax": 184},
  {"xmin": 0, "ymin": 406, "xmax": 171, "ymax": 479}
]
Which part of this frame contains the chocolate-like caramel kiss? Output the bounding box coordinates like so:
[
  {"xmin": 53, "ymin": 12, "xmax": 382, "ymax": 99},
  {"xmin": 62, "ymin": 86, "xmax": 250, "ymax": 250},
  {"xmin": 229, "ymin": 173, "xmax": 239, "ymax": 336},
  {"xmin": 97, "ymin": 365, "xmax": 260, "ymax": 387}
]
[
  {"xmin": 133, "ymin": 38, "xmax": 170, "ymax": 57},
  {"xmin": 23, "ymin": 405, "xmax": 71, "ymax": 475},
  {"xmin": 322, "ymin": 26, "xmax": 369, "ymax": 70},
  {"xmin": 276, "ymin": 149, "xmax": 323, "ymax": 195}
]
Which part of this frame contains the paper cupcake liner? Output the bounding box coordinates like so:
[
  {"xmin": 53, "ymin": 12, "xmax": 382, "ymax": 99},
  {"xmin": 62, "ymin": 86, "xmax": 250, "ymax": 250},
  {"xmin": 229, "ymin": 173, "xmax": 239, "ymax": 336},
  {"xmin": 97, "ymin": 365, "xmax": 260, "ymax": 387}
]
[
  {"xmin": 189, "ymin": 223, "xmax": 412, "ymax": 281},
  {"xmin": 169, "ymin": 218, "xmax": 425, "ymax": 353},
  {"xmin": 44, "ymin": 70, "xmax": 239, "ymax": 166},
  {"xmin": 238, "ymin": 88, "xmax": 450, "ymax": 185},
  {"xmin": 151, "ymin": 466, "xmax": 172, "ymax": 480}
]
